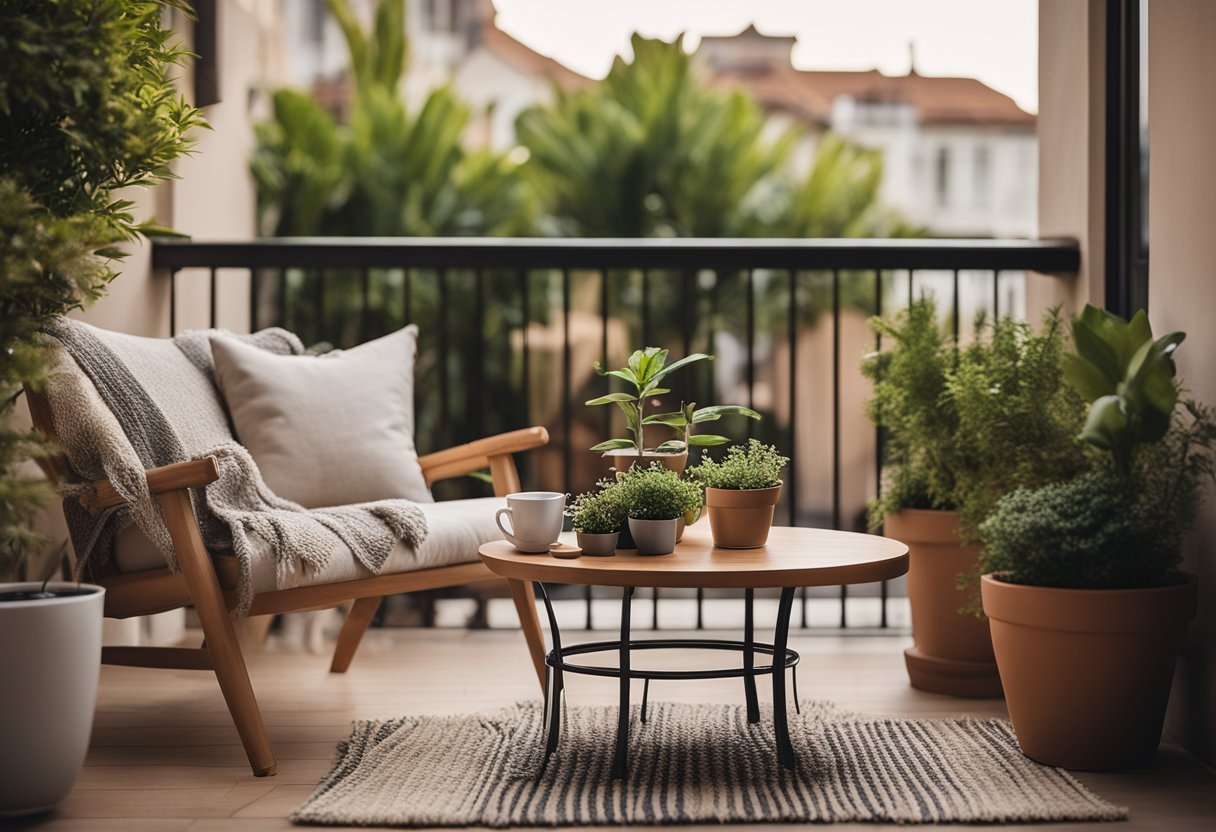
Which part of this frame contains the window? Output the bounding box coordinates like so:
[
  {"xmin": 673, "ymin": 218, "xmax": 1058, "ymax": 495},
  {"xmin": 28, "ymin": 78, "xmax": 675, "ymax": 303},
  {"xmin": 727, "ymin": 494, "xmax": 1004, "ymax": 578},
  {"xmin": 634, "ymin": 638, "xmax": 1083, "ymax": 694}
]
[
  {"xmin": 935, "ymin": 147, "xmax": 951, "ymax": 207},
  {"xmin": 973, "ymin": 145, "xmax": 991, "ymax": 207}
]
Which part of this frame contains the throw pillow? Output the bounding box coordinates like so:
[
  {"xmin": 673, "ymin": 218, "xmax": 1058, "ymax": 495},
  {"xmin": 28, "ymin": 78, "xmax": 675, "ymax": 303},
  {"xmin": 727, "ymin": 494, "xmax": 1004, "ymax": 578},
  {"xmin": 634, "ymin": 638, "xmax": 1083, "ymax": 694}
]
[{"xmin": 210, "ymin": 325, "xmax": 433, "ymax": 508}]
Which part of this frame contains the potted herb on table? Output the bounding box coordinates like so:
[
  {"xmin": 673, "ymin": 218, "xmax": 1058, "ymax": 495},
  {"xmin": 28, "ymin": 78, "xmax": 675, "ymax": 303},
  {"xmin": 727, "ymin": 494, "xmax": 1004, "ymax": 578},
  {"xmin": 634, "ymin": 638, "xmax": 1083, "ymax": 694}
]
[
  {"xmin": 686, "ymin": 439, "xmax": 788, "ymax": 548},
  {"xmin": 979, "ymin": 305, "xmax": 1214, "ymax": 770},
  {"xmin": 864, "ymin": 300, "xmax": 1087, "ymax": 697},
  {"xmin": 586, "ymin": 347, "xmax": 756, "ymax": 475},
  {"xmin": 620, "ymin": 463, "xmax": 703, "ymax": 556},
  {"xmin": 567, "ymin": 478, "xmax": 627, "ymax": 556}
]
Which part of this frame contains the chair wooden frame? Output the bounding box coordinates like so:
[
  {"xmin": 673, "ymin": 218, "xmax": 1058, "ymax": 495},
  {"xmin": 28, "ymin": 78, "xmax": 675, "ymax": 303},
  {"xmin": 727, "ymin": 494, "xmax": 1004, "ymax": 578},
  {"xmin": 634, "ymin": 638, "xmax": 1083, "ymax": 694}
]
[{"xmin": 25, "ymin": 390, "xmax": 549, "ymax": 777}]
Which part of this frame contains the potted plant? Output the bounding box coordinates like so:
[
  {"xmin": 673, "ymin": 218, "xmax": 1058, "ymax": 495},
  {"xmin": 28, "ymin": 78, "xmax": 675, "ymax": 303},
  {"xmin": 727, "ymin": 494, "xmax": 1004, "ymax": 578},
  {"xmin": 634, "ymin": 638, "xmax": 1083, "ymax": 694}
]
[
  {"xmin": 567, "ymin": 478, "xmax": 627, "ymax": 555},
  {"xmin": 586, "ymin": 347, "xmax": 754, "ymax": 475},
  {"xmin": 686, "ymin": 439, "xmax": 788, "ymax": 548},
  {"xmin": 979, "ymin": 305, "xmax": 1214, "ymax": 770},
  {"xmin": 620, "ymin": 463, "xmax": 703, "ymax": 555},
  {"xmin": 864, "ymin": 300, "xmax": 1087, "ymax": 697}
]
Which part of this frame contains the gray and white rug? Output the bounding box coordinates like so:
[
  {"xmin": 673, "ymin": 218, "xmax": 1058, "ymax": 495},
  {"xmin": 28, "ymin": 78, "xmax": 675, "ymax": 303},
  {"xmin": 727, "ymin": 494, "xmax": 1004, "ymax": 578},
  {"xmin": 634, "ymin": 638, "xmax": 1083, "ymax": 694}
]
[{"xmin": 291, "ymin": 700, "xmax": 1126, "ymax": 826}]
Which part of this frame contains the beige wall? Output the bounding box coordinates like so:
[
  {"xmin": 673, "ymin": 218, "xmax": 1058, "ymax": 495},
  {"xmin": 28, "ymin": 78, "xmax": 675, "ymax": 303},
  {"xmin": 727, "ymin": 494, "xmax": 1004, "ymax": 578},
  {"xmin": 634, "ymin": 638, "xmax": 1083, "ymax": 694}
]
[
  {"xmin": 1150, "ymin": 0, "xmax": 1216, "ymax": 766},
  {"xmin": 1029, "ymin": 0, "xmax": 1106, "ymax": 320}
]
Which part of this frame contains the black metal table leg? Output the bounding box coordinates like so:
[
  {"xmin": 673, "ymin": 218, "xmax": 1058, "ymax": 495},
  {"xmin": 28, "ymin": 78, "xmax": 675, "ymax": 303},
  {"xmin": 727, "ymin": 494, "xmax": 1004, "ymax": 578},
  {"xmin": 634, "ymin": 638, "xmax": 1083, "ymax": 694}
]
[
  {"xmin": 612, "ymin": 586, "xmax": 634, "ymax": 780},
  {"xmin": 743, "ymin": 588, "xmax": 760, "ymax": 723},
  {"xmin": 772, "ymin": 586, "xmax": 797, "ymax": 770},
  {"xmin": 535, "ymin": 582, "xmax": 564, "ymax": 765}
]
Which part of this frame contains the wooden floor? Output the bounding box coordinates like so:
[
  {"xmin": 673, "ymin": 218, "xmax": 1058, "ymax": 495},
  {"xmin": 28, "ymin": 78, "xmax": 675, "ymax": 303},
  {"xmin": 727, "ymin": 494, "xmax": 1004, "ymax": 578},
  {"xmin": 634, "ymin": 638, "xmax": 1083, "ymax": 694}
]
[{"xmin": 8, "ymin": 620, "xmax": 1216, "ymax": 831}]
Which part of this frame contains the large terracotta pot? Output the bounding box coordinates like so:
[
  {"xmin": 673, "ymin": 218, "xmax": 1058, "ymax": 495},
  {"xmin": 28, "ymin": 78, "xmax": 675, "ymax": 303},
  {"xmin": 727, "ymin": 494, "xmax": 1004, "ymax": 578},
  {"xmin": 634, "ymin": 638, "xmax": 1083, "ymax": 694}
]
[
  {"xmin": 981, "ymin": 573, "xmax": 1197, "ymax": 770},
  {"xmin": 884, "ymin": 509, "xmax": 1002, "ymax": 698},
  {"xmin": 602, "ymin": 448, "xmax": 688, "ymax": 476},
  {"xmin": 705, "ymin": 484, "xmax": 781, "ymax": 549}
]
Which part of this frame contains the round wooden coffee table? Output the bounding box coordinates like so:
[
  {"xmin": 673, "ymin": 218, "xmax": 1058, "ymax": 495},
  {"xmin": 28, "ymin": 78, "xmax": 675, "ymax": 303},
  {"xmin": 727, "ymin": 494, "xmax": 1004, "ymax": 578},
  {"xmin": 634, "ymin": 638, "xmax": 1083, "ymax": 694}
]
[{"xmin": 479, "ymin": 522, "xmax": 908, "ymax": 778}]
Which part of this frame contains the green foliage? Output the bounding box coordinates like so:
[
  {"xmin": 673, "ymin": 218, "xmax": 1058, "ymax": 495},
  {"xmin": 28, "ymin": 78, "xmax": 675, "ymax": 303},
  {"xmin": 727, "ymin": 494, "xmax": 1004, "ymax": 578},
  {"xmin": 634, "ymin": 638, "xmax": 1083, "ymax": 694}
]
[
  {"xmin": 566, "ymin": 477, "xmax": 628, "ymax": 534},
  {"xmin": 686, "ymin": 439, "xmax": 788, "ymax": 490},
  {"xmin": 862, "ymin": 299, "xmax": 958, "ymax": 525},
  {"xmin": 646, "ymin": 401, "xmax": 761, "ymax": 454},
  {"xmin": 0, "ymin": 1, "xmax": 201, "ymax": 578},
  {"xmin": 978, "ymin": 307, "xmax": 1216, "ymax": 592},
  {"xmin": 1064, "ymin": 304, "xmax": 1184, "ymax": 475},
  {"xmin": 947, "ymin": 310, "xmax": 1089, "ymax": 541},
  {"xmin": 619, "ymin": 462, "xmax": 703, "ymax": 521},
  {"xmin": 516, "ymin": 35, "xmax": 913, "ymax": 239},
  {"xmin": 586, "ymin": 347, "xmax": 712, "ymax": 453},
  {"xmin": 251, "ymin": 0, "xmax": 529, "ymax": 237}
]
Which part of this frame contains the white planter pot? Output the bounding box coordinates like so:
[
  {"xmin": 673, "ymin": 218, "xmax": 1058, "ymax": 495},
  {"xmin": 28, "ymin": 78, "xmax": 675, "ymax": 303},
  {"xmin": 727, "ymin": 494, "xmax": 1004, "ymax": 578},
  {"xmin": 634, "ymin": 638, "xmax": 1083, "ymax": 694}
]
[
  {"xmin": 575, "ymin": 531, "xmax": 619, "ymax": 556},
  {"xmin": 628, "ymin": 518, "xmax": 679, "ymax": 556},
  {"xmin": 0, "ymin": 582, "xmax": 105, "ymax": 817}
]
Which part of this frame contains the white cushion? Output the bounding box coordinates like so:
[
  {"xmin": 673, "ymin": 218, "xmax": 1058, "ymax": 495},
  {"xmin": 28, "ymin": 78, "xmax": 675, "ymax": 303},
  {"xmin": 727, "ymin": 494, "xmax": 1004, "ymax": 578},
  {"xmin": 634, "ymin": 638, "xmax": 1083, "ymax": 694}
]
[
  {"xmin": 210, "ymin": 325, "xmax": 433, "ymax": 509},
  {"xmin": 113, "ymin": 497, "xmax": 505, "ymax": 592}
]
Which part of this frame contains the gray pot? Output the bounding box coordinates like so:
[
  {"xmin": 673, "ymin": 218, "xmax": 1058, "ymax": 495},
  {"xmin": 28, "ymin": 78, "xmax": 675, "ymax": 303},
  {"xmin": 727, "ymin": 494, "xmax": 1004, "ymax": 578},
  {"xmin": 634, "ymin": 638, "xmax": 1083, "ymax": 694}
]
[
  {"xmin": 576, "ymin": 531, "xmax": 619, "ymax": 556},
  {"xmin": 628, "ymin": 517, "xmax": 678, "ymax": 556}
]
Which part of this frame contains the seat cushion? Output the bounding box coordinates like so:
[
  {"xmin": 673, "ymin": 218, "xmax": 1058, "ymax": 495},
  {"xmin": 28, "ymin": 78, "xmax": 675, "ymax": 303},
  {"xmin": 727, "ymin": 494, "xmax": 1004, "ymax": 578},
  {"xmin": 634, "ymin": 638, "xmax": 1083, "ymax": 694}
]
[
  {"xmin": 210, "ymin": 325, "xmax": 433, "ymax": 509},
  {"xmin": 114, "ymin": 497, "xmax": 505, "ymax": 593}
]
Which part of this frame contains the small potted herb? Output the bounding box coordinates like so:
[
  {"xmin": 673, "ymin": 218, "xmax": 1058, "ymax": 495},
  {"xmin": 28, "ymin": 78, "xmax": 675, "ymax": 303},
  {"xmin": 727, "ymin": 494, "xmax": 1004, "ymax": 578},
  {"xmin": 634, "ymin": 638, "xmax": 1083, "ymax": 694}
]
[
  {"xmin": 567, "ymin": 478, "xmax": 627, "ymax": 556},
  {"xmin": 687, "ymin": 439, "xmax": 788, "ymax": 548},
  {"xmin": 620, "ymin": 463, "xmax": 702, "ymax": 555}
]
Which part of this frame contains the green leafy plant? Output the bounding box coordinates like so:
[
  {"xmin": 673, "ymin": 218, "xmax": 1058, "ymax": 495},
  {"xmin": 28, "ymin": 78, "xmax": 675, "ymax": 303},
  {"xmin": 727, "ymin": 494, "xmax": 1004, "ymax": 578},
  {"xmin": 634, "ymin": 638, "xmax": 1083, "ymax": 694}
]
[
  {"xmin": 686, "ymin": 439, "xmax": 788, "ymax": 490},
  {"xmin": 566, "ymin": 478, "xmax": 628, "ymax": 534},
  {"xmin": 862, "ymin": 299, "xmax": 959, "ymax": 526},
  {"xmin": 585, "ymin": 347, "xmax": 711, "ymax": 453},
  {"xmin": 642, "ymin": 401, "xmax": 761, "ymax": 454},
  {"xmin": 947, "ymin": 310, "xmax": 1090, "ymax": 541},
  {"xmin": 619, "ymin": 463, "xmax": 703, "ymax": 521},
  {"xmin": 978, "ymin": 307, "xmax": 1216, "ymax": 591},
  {"xmin": 0, "ymin": 0, "xmax": 201, "ymax": 579}
]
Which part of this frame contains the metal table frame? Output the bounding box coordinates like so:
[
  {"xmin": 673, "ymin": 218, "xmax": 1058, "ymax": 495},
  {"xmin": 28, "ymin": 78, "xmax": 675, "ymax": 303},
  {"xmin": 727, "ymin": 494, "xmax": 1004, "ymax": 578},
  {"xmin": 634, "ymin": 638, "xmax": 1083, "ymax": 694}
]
[{"xmin": 534, "ymin": 581, "xmax": 801, "ymax": 780}]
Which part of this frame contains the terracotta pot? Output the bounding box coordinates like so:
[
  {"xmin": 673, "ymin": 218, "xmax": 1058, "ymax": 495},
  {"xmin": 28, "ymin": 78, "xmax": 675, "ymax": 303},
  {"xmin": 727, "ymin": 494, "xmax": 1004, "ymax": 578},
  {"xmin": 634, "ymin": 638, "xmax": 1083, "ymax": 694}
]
[
  {"xmin": 628, "ymin": 517, "xmax": 678, "ymax": 555},
  {"xmin": 981, "ymin": 573, "xmax": 1197, "ymax": 770},
  {"xmin": 705, "ymin": 484, "xmax": 781, "ymax": 548},
  {"xmin": 575, "ymin": 531, "xmax": 618, "ymax": 556},
  {"xmin": 602, "ymin": 448, "xmax": 688, "ymax": 477},
  {"xmin": 883, "ymin": 509, "xmax": 1001, "ymax": 698}
]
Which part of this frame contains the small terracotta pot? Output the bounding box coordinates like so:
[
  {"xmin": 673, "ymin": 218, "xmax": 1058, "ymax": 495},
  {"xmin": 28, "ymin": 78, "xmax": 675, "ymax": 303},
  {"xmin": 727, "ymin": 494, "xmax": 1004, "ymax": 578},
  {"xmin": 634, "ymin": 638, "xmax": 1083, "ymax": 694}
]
[
  {"xmin": 602, "ymin": 448, "xmax": 688, "ymax": 477},
  {"xmin": 982, "ymin": 572, "xmax": 1197, "ymax": 770},
  {"xmin": 884, "ymin": 509, "xmax": 1001, "ymax": 698},
  {"xmin": 704, "ymin": 484, "xmax": 781, "ymax": 548},
  {"xmin": 575, "ymin": 531, "xmax": 618, "ymax": 556},
  {"xmin": 628, "ymin": 517, "xmax": 678, "ymax": 555}
]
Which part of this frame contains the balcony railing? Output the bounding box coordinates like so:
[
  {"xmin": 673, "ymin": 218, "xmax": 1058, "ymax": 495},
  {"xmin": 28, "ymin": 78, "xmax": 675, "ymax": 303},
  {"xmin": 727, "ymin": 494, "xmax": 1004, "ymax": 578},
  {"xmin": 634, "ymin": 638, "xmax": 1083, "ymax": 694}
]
[{"xmin": 152, "ymin": 237, "xmax": 1079, "ymax": 631}]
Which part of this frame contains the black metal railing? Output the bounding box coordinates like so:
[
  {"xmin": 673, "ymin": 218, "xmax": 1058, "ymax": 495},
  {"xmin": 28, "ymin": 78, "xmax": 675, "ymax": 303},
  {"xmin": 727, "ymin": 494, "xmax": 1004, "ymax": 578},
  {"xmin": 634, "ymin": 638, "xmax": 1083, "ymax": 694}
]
[{"xmin": 153, "ymin": 237, "xmax": 1078, "ymax": 630}]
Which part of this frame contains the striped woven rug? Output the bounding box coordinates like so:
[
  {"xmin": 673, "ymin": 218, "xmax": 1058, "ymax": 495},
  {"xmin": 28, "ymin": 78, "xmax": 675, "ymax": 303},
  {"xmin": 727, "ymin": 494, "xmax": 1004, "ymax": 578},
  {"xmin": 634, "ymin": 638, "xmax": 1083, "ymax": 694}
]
[{"xmin": 291, "ymin": 701, "xmax": 1126, "ymax": 826}]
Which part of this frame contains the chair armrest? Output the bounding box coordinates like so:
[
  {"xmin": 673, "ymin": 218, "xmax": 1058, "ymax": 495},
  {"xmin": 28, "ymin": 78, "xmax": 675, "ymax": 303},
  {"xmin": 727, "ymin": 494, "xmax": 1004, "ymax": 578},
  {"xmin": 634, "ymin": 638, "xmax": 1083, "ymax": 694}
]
[
  {"xmin": 84, "ymin": 457, "xmax": 221, "ymax": 513},
  {"xmin": 419, "ymin": 427, "xmax": 549, "ymax": 489}
]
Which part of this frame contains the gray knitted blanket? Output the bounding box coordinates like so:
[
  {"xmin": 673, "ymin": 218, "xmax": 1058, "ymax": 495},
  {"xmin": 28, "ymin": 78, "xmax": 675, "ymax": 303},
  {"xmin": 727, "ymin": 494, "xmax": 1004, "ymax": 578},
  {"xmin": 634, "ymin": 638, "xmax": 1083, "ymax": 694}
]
[{"xmin": 42, "ymin": 319, "xmax": 427, "ymax": 613}]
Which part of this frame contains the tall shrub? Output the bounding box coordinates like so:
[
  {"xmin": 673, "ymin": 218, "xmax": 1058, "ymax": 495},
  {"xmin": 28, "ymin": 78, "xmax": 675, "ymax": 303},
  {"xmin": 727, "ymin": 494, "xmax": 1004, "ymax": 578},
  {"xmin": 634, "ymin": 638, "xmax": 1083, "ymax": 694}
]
[{"xmin": 0, "ymin": 0, "xmax": 202, "ymax": 578}]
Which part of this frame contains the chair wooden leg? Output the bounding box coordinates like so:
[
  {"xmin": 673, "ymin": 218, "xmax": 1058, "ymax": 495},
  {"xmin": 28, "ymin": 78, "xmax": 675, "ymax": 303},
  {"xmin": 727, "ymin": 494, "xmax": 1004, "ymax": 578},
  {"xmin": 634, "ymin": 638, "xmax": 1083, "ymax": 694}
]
[
  {"xmin": 330, "ymin": 596, "xmax": 382, "ymax": 673},
  {"xmin": 507, "ymin": 579, "xmax": 547, "ymax": 693},
  {"xmin": 159, "ymin": 490, "xmax": 277, "ymax": 777}
]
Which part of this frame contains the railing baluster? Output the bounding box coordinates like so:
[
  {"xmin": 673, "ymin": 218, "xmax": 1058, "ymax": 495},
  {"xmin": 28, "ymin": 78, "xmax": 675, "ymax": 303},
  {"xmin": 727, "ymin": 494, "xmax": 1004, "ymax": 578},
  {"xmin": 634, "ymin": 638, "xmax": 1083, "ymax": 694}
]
[
  {"xmin": 312, "ymin": 268, "xmax": 324, "ymax": 346},
  {"xmin": 276, "ymin": 268, "xmax": 287, "ymax": 329},
  {"xmin": 403, "ymin": 267, "xmax": 412, "ymax": 324},
  {"xmin": 562, "ymin": 269, "xmax": 572, "ymax": 496},
  {"xmin": 249, "ymin": 268, "xmax": 260, "ymax": 332},
  {"xmin": 519, "ymin": 270, "xmax": 530, "ymax": 433},
  {"xmin": 360, "ymin": 267, "xmax": 371, "ymax": 341},
  {"xmin": 875, "ymin": 269, "xmax": 888, "ymax": 630},
  {"xmin": 833, "ymin": 269, "xmax": 845, "ymax": 629},
  {"xmin": 993, "ymin": 269, "xmax": 1001, "ymax": 318},
  {"xmin": 746, "ymin": 269, "xmax": 755, "ymax": 439},
  {"xmin": 641, "ymin": 269, "xmax": 651, "ymax": 346},
  {"xmin": 952, "ymin": 268, "xmax": 961, "ymax": 342},
  {"xmin": 471, "ymin": 269, "xmax": 485, "ymax": 439},
  {"xmin": 601, "ymin": 270, "xmax": 611, "ymax": 443},
  {"xmin": 209, "ymin": 267, "xmax": 217, "ymax": 329},
  {"xmin": 438, "ymin": 269, "xmax": 450, "ymax": 448},
  {"xmin": 169, "ymin": 268, "xmax": 178, "ymax": 336},
  {"xmin": 787, "ymin": 269, "xmax": 798, "ymax": 527}
]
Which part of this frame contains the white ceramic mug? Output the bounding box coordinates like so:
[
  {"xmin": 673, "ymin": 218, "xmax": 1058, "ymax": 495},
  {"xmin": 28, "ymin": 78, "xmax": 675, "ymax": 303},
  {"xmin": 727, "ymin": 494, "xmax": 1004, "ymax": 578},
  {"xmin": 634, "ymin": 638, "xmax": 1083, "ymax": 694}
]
[{"xmin": 495, "ymin": 492, "xmax": 566, "ymax": 553}]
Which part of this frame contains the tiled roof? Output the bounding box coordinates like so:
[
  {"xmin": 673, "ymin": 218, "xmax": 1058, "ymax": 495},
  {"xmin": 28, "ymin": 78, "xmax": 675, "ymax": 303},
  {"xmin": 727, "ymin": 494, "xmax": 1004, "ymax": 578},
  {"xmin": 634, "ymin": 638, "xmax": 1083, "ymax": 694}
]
[
  {"xmin": 479, "ymin": 26, "xmax": 591, "ymax": 92},
  {"xmin": 707, "ymin": 65, "xmax": 1034, "ymax": 127}
]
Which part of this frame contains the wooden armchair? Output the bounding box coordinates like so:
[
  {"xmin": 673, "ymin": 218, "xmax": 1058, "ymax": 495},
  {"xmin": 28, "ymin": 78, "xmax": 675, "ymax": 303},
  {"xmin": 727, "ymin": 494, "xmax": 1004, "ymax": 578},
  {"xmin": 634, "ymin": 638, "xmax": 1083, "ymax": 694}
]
[{"xmin": 26, "ymin": 390, "xmax": 549, "ymax": 777}]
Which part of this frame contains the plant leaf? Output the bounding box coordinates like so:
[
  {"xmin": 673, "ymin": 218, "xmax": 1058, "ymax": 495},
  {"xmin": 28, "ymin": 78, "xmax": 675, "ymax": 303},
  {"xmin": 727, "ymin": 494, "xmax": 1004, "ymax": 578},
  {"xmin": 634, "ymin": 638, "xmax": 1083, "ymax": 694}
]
[
  {"xmin": 650, "ymin": 352, "xmax": 711, "ymax": 384},
  {"xmin": 585, "ymin": 392, "xmax": 637, "ymax": 406},
  {"xmin": 691, "ymin": 404, "xmax": 761, "ymax": 423},
  {"xmin": 1062, "ymin": 353, "xmax": 1113, "ymax": 402},
  {"xmin": 591, "ymin": 438, "xmax": 636, "ymax": 451},
  {"xmin": 1080, "ymin": 395, "xmax": 1126, "ymax": 451},
  {"xmin": 642, "ymin": 411, "xmax": 687, "ymax": 426},
  {"xmin": 654, "ymin": 440, "xmax": 687, "ymax": 452},
  {"xmin": 688, "ymin": 434, "xmax": 730, "ymax": 446}
]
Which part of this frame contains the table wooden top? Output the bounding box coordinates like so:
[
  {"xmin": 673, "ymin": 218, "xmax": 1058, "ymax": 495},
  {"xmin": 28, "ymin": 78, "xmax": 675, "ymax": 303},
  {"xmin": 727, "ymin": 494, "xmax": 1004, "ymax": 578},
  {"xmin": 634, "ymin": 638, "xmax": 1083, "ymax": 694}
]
[{"xmin": 478, "ymin": 521, "xmax": 908, "ymax": 589}]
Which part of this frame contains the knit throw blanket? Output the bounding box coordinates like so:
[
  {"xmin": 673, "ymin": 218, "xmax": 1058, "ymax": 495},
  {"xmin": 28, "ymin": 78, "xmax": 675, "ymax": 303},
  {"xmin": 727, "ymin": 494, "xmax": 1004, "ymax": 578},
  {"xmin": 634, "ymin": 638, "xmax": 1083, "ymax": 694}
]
[{"xmin": 42, "ymin": 319, "xmax": 428, "ymax": 614}]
